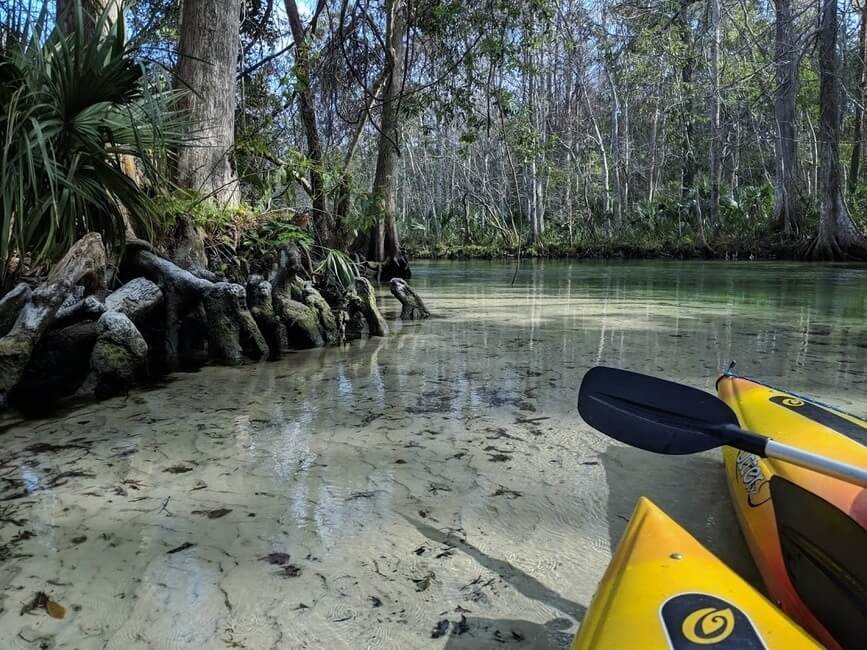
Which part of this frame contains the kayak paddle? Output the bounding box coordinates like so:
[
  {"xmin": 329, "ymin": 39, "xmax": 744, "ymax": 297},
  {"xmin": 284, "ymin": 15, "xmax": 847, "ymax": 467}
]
[{"xmin": 577, "ymin": 366, "xmax": 867, "ymax": 488}]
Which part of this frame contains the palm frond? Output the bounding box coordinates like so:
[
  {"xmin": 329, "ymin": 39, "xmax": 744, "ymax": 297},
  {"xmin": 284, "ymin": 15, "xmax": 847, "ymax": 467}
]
[
  {"xmin": 314, "ymin": 248, "xmax": 359, "ymax": 293},
  {"xmin": 0, "ymin": 0, "xmax": 189, "ymax": 281}
]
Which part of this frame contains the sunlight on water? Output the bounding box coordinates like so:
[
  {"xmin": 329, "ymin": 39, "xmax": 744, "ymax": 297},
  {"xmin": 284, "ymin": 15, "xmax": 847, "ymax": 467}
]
[{"xmin": 1, "ymin": 260, "xmax": 866, "ymax": 648}]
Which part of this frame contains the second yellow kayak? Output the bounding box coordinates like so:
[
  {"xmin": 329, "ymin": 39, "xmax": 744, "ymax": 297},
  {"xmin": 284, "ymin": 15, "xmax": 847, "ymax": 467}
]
[{"xmin": 571, "ymin": 497, "xmax": 818, "ymax": 649}]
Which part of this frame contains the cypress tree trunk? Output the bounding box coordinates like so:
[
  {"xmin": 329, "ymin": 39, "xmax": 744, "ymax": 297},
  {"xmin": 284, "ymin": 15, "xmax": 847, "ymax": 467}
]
[
  {"xmin": 368, "ymin": 0, "xmax": 406, "ymax": 264},
  {"xmin": 772, "ymin": 0, "xmax": 804, "ymax": 235},
  {"xmin": 175, "ymin": 0, "xmax": 242, "ymax": 208},
  {"xmin": 848, "ymin": 0, "xmax": 867, "ymax": 195},
  {"xmin": 809, "ymin": 0, "xmax": 867, "ymax": 259},
  {"xmin": 285, "ymin": 0, "xmax": 330, "ymax": 245}
]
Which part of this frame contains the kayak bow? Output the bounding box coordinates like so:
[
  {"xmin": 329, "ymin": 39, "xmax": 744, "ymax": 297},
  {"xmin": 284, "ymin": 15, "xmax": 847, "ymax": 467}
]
[{"xmin": 571, "ymin": 497, "xmax": 819, "ymax": 649}]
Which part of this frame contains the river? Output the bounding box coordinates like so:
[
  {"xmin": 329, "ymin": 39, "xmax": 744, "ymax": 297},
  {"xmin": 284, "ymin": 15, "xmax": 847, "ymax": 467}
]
[{"xmin": 1, "ymin": 260, "xmax": 866, "ymax": 649}]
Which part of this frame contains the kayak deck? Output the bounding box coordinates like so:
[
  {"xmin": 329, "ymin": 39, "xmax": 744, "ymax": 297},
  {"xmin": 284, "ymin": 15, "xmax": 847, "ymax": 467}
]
[{"xmin": 571, "ymin": 497, "xmax": 817, "ymax": 649}]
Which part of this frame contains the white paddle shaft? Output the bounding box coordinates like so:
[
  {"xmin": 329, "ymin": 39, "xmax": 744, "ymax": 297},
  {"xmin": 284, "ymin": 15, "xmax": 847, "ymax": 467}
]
[{"xmin": 766, "ymin": 440, "xmax": 867, "ymax": 488}]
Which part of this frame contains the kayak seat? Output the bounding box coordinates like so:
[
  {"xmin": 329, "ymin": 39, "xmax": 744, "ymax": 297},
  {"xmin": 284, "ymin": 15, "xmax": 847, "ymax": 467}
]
[{"xmin": 772, "ymin": 476, "xmax": 867, "ymax": 650}]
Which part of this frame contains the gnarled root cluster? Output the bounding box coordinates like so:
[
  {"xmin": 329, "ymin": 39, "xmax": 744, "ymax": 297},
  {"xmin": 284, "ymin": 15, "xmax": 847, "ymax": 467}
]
[{"xmin": 0, "ymin": 234, "xmax": 429, "ymax": 413}]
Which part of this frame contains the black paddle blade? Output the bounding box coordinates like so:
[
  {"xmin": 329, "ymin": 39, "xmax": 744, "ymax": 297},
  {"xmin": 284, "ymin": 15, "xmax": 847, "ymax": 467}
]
[{"xmin": 578, "ymin": 366, "xmax": 741, "ymax": 454}]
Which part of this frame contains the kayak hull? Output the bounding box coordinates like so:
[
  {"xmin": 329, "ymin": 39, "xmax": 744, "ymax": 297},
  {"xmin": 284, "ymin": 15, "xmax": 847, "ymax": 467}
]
[
  {"xmin": 718, "ymin": 374, "xmax": 867, "ymax": 650},
  {"xmin": 571, "ymin": 497, "xmax": 817, "ymax": 649}
]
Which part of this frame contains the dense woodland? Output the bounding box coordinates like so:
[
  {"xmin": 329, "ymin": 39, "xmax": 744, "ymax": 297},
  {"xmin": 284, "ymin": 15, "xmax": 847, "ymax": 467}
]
[{"xmin": 4, "ymin": 0, "xmax": 867, "ymax": 281}]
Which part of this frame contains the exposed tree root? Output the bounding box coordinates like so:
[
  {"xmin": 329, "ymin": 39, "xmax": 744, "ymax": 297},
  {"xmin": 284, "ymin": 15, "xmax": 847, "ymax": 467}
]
[
  {"xmin": 389, "ymin": 279, "xmax": 430, "ymax": 320},
  {"xmin": 0, "ymin": 234, "xmax": 107, "ymax": 397}
]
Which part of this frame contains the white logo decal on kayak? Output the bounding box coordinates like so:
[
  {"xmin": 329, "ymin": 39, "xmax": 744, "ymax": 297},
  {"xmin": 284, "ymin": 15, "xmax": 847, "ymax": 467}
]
[{"xmin": 735, "ymin": 451, "xmax": 771, "ymax": 507}]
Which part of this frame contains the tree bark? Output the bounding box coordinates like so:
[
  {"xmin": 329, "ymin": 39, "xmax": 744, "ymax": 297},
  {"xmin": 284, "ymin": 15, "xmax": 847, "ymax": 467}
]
[
  {"xmin": 349, "ymin": 278, "xmax": 388, "ymax": 337},
  {"xmin": 772, "ymin": 0, "xmax": 804, "ymax": 235},
  {"xmin": 849, "ymin": 0, "xmax": 867, "ymax": 195},
  {"xmin": 809, "ymin": 0, "xmax": 867, "ymax": 259},
  {"xmin": 708, "ymin": 0, "xmax": 722, "ymax": 226},
  {"xmin": 175, "ymin": 0, "xmax": 242, "ymax": 207},
  {"xmin": 0, "ymin": 284, "xmax": 31, "ymax": 338},
  {"xmin": 247, "ymin": 276, "xmax": 283, "ymax": 360},
  {"xmin": 90, "ymin": 311, "xmax": 148, "ymax": 399},
  {"xmin": 368, "ymin": 0, "xmax": 407, "ymax": 264},
  {"xmin": 122, "ymin": 241, "xmax": 268, "ymax": 367},
  {"xmin": 105, "ymin": 278, "xmax": 164, "ymax": 322},
  {"xmin": 285, "ymin": 0, "xmax": 331, "ymax": 244}
]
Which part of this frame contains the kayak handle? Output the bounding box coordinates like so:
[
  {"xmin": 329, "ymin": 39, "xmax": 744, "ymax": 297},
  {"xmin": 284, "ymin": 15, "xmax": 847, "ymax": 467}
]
[{"xmin": 766, "ymin": 440, "xmax": 867, "ymax": 488}]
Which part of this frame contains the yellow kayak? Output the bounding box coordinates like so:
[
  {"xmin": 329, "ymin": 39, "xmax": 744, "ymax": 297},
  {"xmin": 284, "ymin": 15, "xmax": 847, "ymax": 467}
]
[
  {"xmin": 718, "ymin": 373, "xmax": 867, "ymax": 650},
  {"xmin": 571, "ymin": 497, "xmax": 818, "ymax": 649}
]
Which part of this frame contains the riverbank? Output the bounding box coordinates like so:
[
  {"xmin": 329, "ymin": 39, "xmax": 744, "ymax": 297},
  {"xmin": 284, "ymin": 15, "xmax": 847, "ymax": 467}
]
[{"xmin": 404, "ymin": 236, "xmax": 807, "ymax": 261}]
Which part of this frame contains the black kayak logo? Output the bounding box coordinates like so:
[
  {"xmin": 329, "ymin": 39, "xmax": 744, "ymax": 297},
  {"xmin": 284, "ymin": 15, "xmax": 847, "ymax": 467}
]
[
  {"xmin": 735, "ymin": 450, "xmax": 771, "ymax": 507},
  {"xmin": 661, "ymin": 594, "xmax": 766, "ymax": 649},
  {"xmin": 769, "ymin": 394, "xmax": 867, "ymax": 438}
]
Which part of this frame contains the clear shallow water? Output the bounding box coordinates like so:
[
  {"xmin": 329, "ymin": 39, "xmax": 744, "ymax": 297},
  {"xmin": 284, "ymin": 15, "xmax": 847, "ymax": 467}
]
[{"xmin": 1, "ymin": 260, "xmax": 867, "ymax": 649}]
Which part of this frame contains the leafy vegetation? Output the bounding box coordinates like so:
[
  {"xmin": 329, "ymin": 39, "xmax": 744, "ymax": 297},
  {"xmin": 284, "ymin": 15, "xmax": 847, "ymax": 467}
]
[
  {"xmin": 3, "ymin": 0, "xmax": 866, "ymax": 274},
  {"xmin": 0, "ymin": 3, "xmax": 185, "ymax": 282}
]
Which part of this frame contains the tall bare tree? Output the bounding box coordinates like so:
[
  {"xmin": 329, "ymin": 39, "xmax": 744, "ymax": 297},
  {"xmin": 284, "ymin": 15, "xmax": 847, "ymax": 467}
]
[
  {"xmin": 708, "ymin": 0, "xmax": 722, "ymax": 226},
  {"xmin": 175, "ymin": 0, "xmax": 242, "ymax": 207},
  {"xmin": 772, "ymin": 0, "xmax": 804, "ymax": 235},
  {"xmin": 368, "ymin": 0, "xmax": 407, "ymax": 270},
  {"xmin": 285, "ymin": 0, "xmax": 330, "ymax": 244}
]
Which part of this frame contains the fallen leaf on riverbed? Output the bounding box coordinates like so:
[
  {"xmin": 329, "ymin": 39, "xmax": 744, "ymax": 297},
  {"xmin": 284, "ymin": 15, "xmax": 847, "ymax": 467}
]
[
  {"xmin": 164, "ymin": 465, "xmax": 193, "ymax": 474},
  {"xmin": 260, "ymin": 552, "xmax": 291, "ymax": 565},
  {"xmin": 20, "ymin": 592, "xmax": 65, "ymax": 618},
  {"xmin": 412, "ymin": 571, "xmax": 435, "ymax": 592},
  {"xmin": 492, "ymin": 487, "xmax": 522, "ymax": 499},
  {"xmin": 20, "ymin": 591, "xmax": 48, "ymax": 615},
  {"xmin": 192, "ymin": 508, "xmax": 232, "ymax": 519},
  {"xmin": 46, "ymin": 600, "xmax": 65, "ymax": 619},
  {"xmin": 281, "ymin": 564, "xmax": 302, "ymax": 577},
  {"xmin": 167, "ymin": 542, "xmax": 195, "ymax": 554}
]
